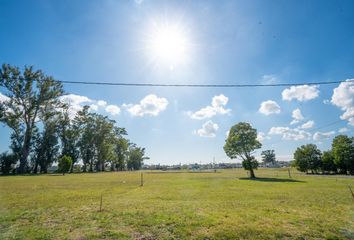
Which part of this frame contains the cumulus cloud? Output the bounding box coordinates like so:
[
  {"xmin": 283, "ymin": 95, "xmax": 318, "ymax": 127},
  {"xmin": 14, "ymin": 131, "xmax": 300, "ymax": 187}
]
[
  {"xmin": 339, "ymin": 127, "xmax": 349, "ymax": 133},
  {"xmin": 259, "ymin": 100, "xmax": 281, "ymax": 115},
  {"xmin": 300, "ymin": 120, "xmax": 315, "ymax": 129},
  {"xmin": 189, "ymin": 94, "xmax": 231, "ymax": 120},
  {"xmin": 59, "ymin": 94, "xmax": 122, "ymax": 117},
  {"xmin": 313, "ymin": 131, "xmax": 335, "ymax": 141},
  {"xmin": 89, "ymin": 104, "xmax": 98, "ymax": 111},
  {"xmin": 290, "ymin": 108, "xmax": 304, "ymax": 125},
  {"xmin": 257, "ymin": 132, "xmax": 270, "ymax": 142},
  {"xmin": 124, "ymin": 94, "xmax": 168, "ymax": 117},
  {"xmin": 105, "ymin": 105, "xmax": 121, "ymax": 115},
  {"xmin": 282, "ymin": 85, "xmax": 319, "ymax": 102},
  {"xmin": 97, "ymin": 100, "xmax": 107, "ymax": 107},
  {"xmin": 268, "ymin": 126, "xmax": 311, "ymax": 141},
  {"xmin": 195, "ymin": 120, "xmax": 219, "ymax": 138},
  {"xmin": 331, "ymin": 80, "xmax": 354, "ymax": 125},
  {"xmin": 59, "ymin": 94, "xmax": 93, "ymax": 118}
]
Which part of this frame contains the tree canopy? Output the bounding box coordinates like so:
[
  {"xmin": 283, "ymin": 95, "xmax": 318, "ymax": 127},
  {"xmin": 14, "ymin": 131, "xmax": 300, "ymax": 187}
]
[
  {"xmin": 224, "ymin": 122, "xmax": 261, "ymax": 178},
  {"xmin": 261, "ymin": 150, "xmax": 276, "ymax": 165},
  {"xmin": 0, "ymin": 64, "xmax": 148, "ymax": 175}
]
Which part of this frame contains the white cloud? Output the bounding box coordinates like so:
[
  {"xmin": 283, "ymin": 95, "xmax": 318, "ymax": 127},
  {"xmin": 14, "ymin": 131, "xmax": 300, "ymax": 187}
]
[
  {"xmin": 0, "ymin": 93, "xmax": 10, "ymax": 103},
  {"xmin": 105, "ymin": 105, "xmax": 121, "ymax": 115},
  {"xmin": 195, "ymin": 120, "xmax": 219, "ymax": 138},
  {"xmin": 89, "ymin": 104, "xmax": 98, "ymax": 111},
  {"xmin": 59, "ymin": 94, "xmax": 93, "ymax": 118},
  {"xmin": 339, "ymin": 127, "xmax": 349, "ymax": 133},
  {"xmin": 257, "ymin": 132, "xmax": 270, "ymax": 142},
  {"xmin": 59, "ymin": 94, "xmax": 92, "ymax": 106},
  {"xmin": 290, "ymin": 108, "xmax": 304, "ymax": 125},
  {"xmin": 124, "ymin": 94, "xmax": 168, "ymax": 117},
  {"xmin": 282, "ymin": 85, "xmax": 319, "ymax": 102},
  {"xmin": 313, "ymin": 131, "xmax": 335, "ymax": 141},
  {"xmin": 97, "ymin": 100, "xmax": 107, "ymax": 107},
  {"xmin": 189, "ymin": 94, "xmax": 231, "ymax": 120},
  {"xmin": 300, "ymin": 120, "xmax": 314, "ymax": 129},
  {"xmin": 134, "ymin": 0, "xmax": 144, "ymax": 4},
  {"xmin": 59, "ymin": 94, "xmax": 123, "ymax": 118},
  {"xmin": 268, "ymin": 126, "xmax": 311, "ymax": 141},
  {"xmin": 331, "ymin": 80, "xmax": 354, "ymax": 126},
  {"xmin": 259, "ymin": 100, "xmax": 281, "ymax": 115}
]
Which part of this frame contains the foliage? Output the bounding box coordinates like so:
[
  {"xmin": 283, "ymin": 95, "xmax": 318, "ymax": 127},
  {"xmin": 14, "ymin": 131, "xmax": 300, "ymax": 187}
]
[
  {"xmin": 0, "ymin": 152, "xmax": 17, "ymax": 174},
  {"xmin": 224, "ymin": 122, "xmax": 261, "ymax": 178},
  {"xmin": 242, "ymin": 156, "xmax": 259, "ymax": 171},
  {"xmin": 321, "ymin": 150, "xmax": 337, "ymax": 173},
  {"xmin": 332, "ymin": 135, "xmax": 354, "ymax": 174},
  {"xmin": 0, "ymin": 64, "xmax": 64, "ymax": 173},
  {"xmin": 261, "ymin": 150, "xmax": 276, "ymax": 165},
  {"xmin": 0, "ymin": 65, "xmax": 145, "ymax": 175},
  {"xmin": 127, "ymin": 144, "xmax": 149, "ymax": 170},
  {"xmin": 294, "ymin": 144, "xmax": 322, "ymax": 173},
  {"xmin": 113, "ymin": 137, "xmax": 129, "ymax": 171},
  {"xmin": 33, "ymin": 120, "xmax": 60, "ymax": 173},
  {"xmin": 58, "ymin": 155, "xmax": 72, "ymax": 175}
]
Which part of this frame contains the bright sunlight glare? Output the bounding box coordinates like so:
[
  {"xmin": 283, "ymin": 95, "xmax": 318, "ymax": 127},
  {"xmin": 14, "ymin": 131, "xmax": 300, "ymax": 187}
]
[{"xmin": 145, "ymin": 21, "xmax": 191, "ymax": 69}]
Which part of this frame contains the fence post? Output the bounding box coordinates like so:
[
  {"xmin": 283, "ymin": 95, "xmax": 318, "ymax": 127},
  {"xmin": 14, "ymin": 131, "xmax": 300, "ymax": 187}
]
[
  {"xmin": 99, "ymin": 194, "xmax": 103, "ymax": 212},
  {"xmin": 140, "ymin": 172, "xmax": 144, "ymax": 187},
  {"xmin": 288, "ymin": 168, "xmax": 292, "ymax": 178},
  {"xmin": 348, "ymin": 186, "xmax": 354, "ymax": 200}
]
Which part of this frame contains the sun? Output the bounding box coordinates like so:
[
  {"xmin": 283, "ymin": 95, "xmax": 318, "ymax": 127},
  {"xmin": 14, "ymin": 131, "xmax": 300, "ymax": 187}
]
[{"xmin": 145, "ymin": 21, "xmax": 191, "ymax": 69}]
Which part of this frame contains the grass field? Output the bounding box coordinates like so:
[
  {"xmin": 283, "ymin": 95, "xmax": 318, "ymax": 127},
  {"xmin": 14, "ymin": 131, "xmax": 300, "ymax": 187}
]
[{"xmin": 0, "ymin": 168, "xmax": 353, "ymax": 239}]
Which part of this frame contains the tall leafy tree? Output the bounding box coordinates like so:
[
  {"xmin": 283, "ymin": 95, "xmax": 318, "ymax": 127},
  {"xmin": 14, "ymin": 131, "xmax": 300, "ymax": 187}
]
[
  {"xmin": 294, "ymin": 144, "xmax": 322, "ymax": 174},
  {"xmin": 59, "ymin": 107, "xmax": 79, "ymax": 172},
  {"xmin": 261, "ymin": 150, "xmax": 276, "ymax": 165},
  {"xmin": 74, "ymin": 106, "xmax": 96, "ymax": 172},
  {"xmin": 0, "ymin": 64, "xmax": 64, "ymax": 173},
  {"xmin": 113, "ymin": 137, "xmax": 129, "ymax": 171},
  {"xmin": 33, "ymin": 120, "xmax": 60, "ymax": 173},
  {"xmin": 127, "ymin": 144, "xmax": 148, "ymax": 170},
  {"xmin": 332, "ymin": 135, "xmax": 354, "ymax": 174},
  {"xmin": 224, "ymin": 122, "xmax": 261, "ymax": 178},
  {"xmin": 321, "ymin": 150, "xmax": 337, "ymax": 174},
  {"xmin": 93, "ymin": 114, "xmax": 116, "ymax": 171}
]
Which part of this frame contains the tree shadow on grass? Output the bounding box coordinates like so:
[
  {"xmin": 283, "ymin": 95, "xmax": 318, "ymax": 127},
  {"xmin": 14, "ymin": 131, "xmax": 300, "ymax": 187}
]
[{"xmin": 239, "ymin": 177, "xmax": 305, "ymax": 183}]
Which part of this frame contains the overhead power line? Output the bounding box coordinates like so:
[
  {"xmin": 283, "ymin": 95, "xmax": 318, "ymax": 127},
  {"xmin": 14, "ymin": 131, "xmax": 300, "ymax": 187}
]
[{"xmin": 54, "ymin": 79, "xmax": 353, "ymax": 88}]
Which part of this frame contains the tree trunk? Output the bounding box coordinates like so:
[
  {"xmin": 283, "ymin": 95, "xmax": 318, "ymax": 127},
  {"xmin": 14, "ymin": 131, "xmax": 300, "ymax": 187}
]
[
  {"xmin": 70, "ymin": 161, "xmax": 74, "ymax": 173},
  {"xmin": 89, "ymin": 160, "xmax": 93, "ymax": 172},
  {"xmin": 101, "ymin": 161, "xmax": 104, "ymax": 172},
  {"xmin": 33, "ymin": 160, "xmax": 39, "ymax": 174},
  {"xmin": 249, "ymin": 168, "xmax": 256, "ymax": 178},
  {"xmin": 19, "ymin": 128, "xmax": 31, "ymax": 174}
]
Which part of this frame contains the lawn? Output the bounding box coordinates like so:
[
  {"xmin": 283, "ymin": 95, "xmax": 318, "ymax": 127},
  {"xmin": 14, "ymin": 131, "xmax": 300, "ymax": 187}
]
[{"xmin": 0, "ymin": 169, "xmax": 353, "ymax": 239}]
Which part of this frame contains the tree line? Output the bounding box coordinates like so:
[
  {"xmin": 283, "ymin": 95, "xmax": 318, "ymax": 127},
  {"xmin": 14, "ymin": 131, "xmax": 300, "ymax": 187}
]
[
  {"xmin": 223, "ymin": 122, "xmax": 353, "ymax": 178},
  {"xmin": 293, "ymin": 135, "xmax": 354, "ymax": 175},
  {"xmin": 0, "ymin": 64, "xmax": 148, "ymax": 175}
]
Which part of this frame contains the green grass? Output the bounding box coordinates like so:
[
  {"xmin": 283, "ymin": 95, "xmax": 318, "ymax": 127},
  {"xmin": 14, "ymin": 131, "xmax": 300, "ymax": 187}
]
[{"xmin": 0, "ymin": 169, "xmax": 353, "ymax": 239}]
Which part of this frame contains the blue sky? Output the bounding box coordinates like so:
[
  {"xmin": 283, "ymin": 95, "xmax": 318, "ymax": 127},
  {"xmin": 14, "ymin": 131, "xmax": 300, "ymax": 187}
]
[{"xmin": 1, "ymin": 0, "xmax": 354, "ymax": 165}]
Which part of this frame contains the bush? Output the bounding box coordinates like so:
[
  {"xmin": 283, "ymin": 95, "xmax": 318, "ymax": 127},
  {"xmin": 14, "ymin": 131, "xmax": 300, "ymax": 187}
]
[{"xmin": 58, "ymin": 155, "xmax": 72, "ymax": 175}]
